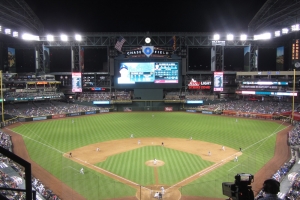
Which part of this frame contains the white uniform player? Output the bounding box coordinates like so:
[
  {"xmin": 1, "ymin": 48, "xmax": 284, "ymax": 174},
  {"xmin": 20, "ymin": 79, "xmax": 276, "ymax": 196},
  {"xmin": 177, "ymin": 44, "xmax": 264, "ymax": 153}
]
[{"xmin": 80, "ymin": 168, "xmax": 84, "ymax": 174}]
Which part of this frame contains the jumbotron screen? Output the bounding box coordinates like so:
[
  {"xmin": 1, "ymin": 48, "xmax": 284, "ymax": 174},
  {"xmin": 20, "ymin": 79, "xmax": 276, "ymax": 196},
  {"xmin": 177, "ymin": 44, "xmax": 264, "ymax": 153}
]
[{"xmin": 115, "ymin": 61, "xmax": 181, "ymax": 88}]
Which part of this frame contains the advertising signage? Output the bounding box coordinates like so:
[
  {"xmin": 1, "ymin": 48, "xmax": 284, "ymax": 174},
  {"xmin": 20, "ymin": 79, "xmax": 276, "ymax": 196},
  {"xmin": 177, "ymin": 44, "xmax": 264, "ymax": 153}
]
[
  {"xmin": 188, "ymin": 79, "xmax": 211, "ymax": 90},
  {"xmin": 214, "ymin": 72, "xmax": 223, "ymax": 91},
  {"xmin": 72, "ymin": 72, "xmax": 82, "ymax": 92}
]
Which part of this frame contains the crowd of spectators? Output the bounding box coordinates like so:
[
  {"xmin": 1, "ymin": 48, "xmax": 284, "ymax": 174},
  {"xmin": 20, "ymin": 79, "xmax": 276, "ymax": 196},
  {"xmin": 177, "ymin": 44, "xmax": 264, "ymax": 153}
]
[
  {"xmin": 214, "ymin": 100, "xmax": 295, "ymax": 114},
  {"xmin": 164, "ymin": 91, "xmax": 214, "ymax": 100},
  {"xmin": 78, "ymin": 92, "xmax": 111, "ymax": 102},
  {"xmin": 289, "ymin": 123, "xmax": 300, "ymax": 146},
  {"xmin": 272, "ymin": 158, "xmax": 296, "ymax": 182},
  {"xmin": 0, "ymin": 130, "xmax": 60, "ymax": 200},
  {"xmin": 32, "ymin": 177, "xmax": 59, "ymax": 200},
  {"xmin": 4, "ymin": 102, "xmax": 101, "ymax": 118},
  {"xmin": 286, "ymin": 175, "xmax": 300, "ymax": 199},
  {"xmin": 4, "ymin": 91, "xmax": 64, "ymax": 100},
  {"xmin": 78, "ymin": 91, "xmax": 132, "ymax": 102},
  {"xmin": 275, "ymin": 123, "xmax": 300, "ymax": 199},
  {"xmin": 255, "ymin": 157, "xmax": 296, "ymax": 199}
]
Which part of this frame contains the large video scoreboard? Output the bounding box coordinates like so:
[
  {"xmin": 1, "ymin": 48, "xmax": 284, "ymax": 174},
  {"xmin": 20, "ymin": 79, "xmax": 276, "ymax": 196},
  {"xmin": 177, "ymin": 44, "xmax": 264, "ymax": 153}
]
[{"xmin": 114, "ymin": 60, "xmax": 181, "ymax": 89}]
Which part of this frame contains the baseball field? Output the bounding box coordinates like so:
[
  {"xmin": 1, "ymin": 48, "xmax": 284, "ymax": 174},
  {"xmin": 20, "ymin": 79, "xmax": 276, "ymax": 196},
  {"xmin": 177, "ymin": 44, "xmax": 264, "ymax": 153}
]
[{"xmin": 6, "ymin": 112, "xmax": 291, "ymax": 200}]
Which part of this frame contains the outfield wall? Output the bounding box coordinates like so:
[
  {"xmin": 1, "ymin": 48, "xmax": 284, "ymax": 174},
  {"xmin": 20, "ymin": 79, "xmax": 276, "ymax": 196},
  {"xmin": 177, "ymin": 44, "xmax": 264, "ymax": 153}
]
[{"xmin": 114, "ymin": 101, "xmax": 184, "ymax": 111}]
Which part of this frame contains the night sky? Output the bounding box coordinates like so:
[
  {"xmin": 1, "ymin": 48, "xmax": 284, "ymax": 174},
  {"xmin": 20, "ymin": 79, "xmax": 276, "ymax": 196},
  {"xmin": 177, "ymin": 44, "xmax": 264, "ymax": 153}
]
[
  {"xmin": 24, "ymin": 0, "xmax": 267, "ymax": 33},
  {"xmin": 18, "ymin": 0, "xmax": 275, "ymax": 73}
]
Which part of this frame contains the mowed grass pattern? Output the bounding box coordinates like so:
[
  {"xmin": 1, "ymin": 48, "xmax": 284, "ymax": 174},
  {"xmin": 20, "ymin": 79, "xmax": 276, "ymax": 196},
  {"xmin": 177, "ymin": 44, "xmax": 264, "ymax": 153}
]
[
  {"xmin": 11, "ymin": 112, "xmax": 287, "ymax": 199},
  {"xmin": 96, "ymin": 146, "xmax": 213, "ymax": 185}
]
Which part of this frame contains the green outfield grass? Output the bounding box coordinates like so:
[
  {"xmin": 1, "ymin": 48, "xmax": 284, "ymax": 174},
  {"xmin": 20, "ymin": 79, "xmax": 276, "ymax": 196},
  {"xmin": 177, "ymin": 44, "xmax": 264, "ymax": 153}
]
[{"xmin": 11, "ymin": 112, "xmax": 288, "ymax": 199}]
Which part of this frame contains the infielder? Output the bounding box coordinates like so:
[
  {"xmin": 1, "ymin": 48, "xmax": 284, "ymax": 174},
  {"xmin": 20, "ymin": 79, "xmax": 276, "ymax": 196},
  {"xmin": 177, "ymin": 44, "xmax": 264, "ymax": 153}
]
[{"xmin": 234, "ymin": 155, "xmax": 238, "ymax": 162}]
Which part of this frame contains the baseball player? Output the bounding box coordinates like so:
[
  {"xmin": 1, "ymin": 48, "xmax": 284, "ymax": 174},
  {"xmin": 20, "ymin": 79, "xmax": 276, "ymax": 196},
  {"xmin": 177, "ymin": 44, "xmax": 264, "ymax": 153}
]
[
  {"xmin": 234, "ymin": 155, "xmax": 238, "ymax": 162},
  {"xmin": 161, "ymin": 186, "xmax": 165, "ymax": 194},
  {"xmin": 208, "ymin": 151, "xmax": 211, "ymax": 156},
  {"xmin": 153, "ymin": 158, "xmax": 157, "ymax": 165},
  {"xmin": 130, "ymin": 134, "xmax": 134, "ymax": 138},
  {"xmin": 96, "ymin": 147, "xmax": 100, "ymax": 152},
  {"xmin": 138, "ymin": 140, "xmax": 141, "ymax": 145},
  {"xmin": 222, "ymin": 146, "xmax": 225, "ymax": 151},
  {"xmin": 80, "ymin": 168, "xmax": 84, "ymax": 174},
  {"xmin": 69, "ymin": 152, "xmax": 72, "ymax": 158}
]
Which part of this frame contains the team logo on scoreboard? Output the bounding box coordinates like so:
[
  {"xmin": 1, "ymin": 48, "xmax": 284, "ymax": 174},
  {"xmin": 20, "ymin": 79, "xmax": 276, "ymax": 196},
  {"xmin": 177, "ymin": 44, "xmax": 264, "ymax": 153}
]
[{"xmin": 142, "ymin": 46, "xmax": 154, "ymax": 57}]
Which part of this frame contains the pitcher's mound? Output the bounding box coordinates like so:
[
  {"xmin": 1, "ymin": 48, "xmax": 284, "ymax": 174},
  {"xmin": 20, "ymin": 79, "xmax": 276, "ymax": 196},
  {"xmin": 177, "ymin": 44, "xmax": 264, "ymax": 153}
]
[{"xmin": 145, "ymin": 160, "xmax": 165, "ymax": 167}]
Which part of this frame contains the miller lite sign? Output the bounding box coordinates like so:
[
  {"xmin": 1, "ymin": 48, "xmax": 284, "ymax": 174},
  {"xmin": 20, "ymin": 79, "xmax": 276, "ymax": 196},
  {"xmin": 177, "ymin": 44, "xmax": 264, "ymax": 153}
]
[{"xmin": 188, "ymin": 79, "xmax": 200, "ymax": 89}]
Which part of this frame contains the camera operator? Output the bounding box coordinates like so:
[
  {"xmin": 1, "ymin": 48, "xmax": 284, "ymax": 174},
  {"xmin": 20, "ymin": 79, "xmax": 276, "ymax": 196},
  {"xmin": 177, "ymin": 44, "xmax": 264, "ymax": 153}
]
[{"xmin": 257, "ymin": 179, "xmax": 282, "ymax": 200}]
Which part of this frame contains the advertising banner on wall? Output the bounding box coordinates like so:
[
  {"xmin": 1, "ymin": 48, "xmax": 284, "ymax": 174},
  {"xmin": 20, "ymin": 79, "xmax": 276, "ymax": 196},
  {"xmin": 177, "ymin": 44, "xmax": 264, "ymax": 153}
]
[
  {"xmin": 43, "ymin": 46, "xmax": 50, "ymax": 73},
  {"xmin": 213, "ymin": 72, "xmax": 223, "ymax": 91},
  {"xmin": 244, "ymin": 46, "xmax": 250, "ymax": 71},
  {"xmin": 52, "ymin": 114, "xmax": 66, "ymax": 119},
  {"xmin": 72, "ymin": 72, "xmax": 82, "ymax": 92},
  {"xmin": 7, "ymin": 47, "xmax": 16, "ymax": 73},
  {"xmin": 188, "ymin": 79, "xmax": 211, "ymax": 90},
  {"xmin": 276, "ymin": 46, "xmax": 284, "ymax": 71},
  {"xmin": 165, "ymin": 107, "xmax": 173, "ymax": 111},
  {"xmin": 188, "ymin": 79, "xmax": 200, "ymax": 89},
  {"xmin": 124, "ymin": 107, "xmax": 132, "ymax": 112}
]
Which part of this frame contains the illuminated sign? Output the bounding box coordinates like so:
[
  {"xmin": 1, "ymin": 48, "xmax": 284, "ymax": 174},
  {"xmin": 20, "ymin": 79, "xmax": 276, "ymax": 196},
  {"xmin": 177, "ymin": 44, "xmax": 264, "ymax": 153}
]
[
  {"xmin": 188, "ymin": 80, "xmax": 211, "ymax": 90},
  {"xmin": 37, "ymin": 81, "xmax": 48, "ymax": 85},
  {"xmin": 186, "ymin": 100, "xmax": 204, "ymax": 104},
  {"xmin": 91, "ymin": 87, "xmax": 105, "ymax": 91},
  {"xmin": 214, "ymin": 72, "xmax": 223, "ymax": 91},
  {"xmin": 212, "ymin": 41, "xmax": 225, "ymax": 46},
  {"xmin": 242, "ymin": 81, "xmax": 288, "ymax": 85},
  {"xmin": 241, "ymin": 85, "xmax": 278, "ymax": 89},
  {"xmin": 93, "ymin": 101, "xmax": 110, "ymax": 104},
  {"xmin": 125, "ymin": 47, "xmax": 172, "ymax": 58},
  {"xmin": 188, "ymin": 79, "xmax": 200, "ymax": 89},
  {"xmin": 72, "ymin": 72, "xmax": 82, "ymax": 92},
  {"xmin": 201, "ymin": 81, "xmax": 211, "ymax": 85},
  {"xmin": 236, "ymin": 90, "xmax": 297, "ymax": 96}
]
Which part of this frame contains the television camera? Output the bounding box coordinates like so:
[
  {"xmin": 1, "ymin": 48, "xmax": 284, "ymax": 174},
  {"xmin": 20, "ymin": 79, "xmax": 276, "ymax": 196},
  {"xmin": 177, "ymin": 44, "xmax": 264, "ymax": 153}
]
[{"xmin": 222, "ymin": 173, "xmax": 254, "ymax": 200}]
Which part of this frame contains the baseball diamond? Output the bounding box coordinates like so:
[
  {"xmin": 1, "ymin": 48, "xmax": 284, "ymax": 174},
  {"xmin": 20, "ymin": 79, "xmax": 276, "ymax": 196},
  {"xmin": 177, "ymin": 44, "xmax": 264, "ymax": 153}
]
[{"xmin": 4, "ymin": 112, "xmax": 291, "ymax": 200}]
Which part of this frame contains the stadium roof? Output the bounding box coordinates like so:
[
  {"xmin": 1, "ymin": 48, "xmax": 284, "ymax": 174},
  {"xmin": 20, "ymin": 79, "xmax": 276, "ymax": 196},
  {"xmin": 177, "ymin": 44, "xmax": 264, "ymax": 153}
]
[
  {"xmin": 248, "ymin": 0, "xmax": 300, "ymax": 34},
  {"xmin": 0, "ymin": 0, "xmax": 43, "ymax": 34}
]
